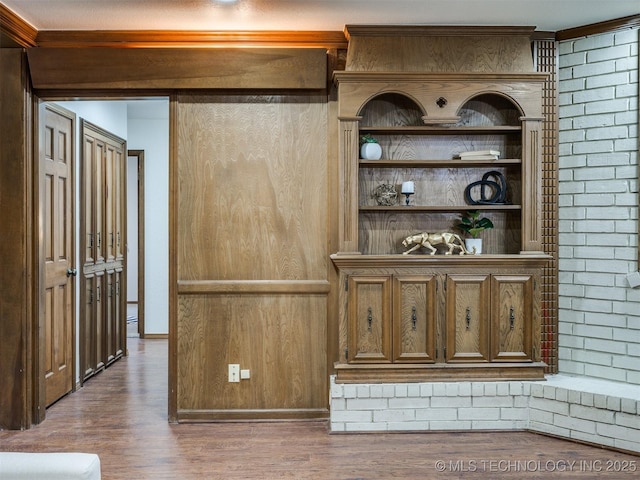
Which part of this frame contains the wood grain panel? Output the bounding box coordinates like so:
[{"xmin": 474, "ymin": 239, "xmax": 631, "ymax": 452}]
[
  {"xmin": 27, "ymin": 48, "xmax": 327, "ymax": 90},
  {"xmin": 174, "ymin": 93, "xmax": 330, "ymax": 418},
  {"xmin": 177, "ymin": 94, "xmax": 328, "ymax": 281},
  {"xmin": 344, "ymin": 26, "xmax": 535, "ymax": 73},
  {"xmin": 0, "ymin": 49, "xmax": 35, "ymax": 429},
  {"xmin": 347, "ymin": 276, "xmax": 392, "ymax": 363},
  {"xmin": 446, "ymin": 274, "xmax": 490, "ymax": 362},
  {"xmin": 491, "ymin": 274, "xmax": 535, "ymax": 362},
  {"xmin": 393, "ymin": 275, "xmax": 437, "ymax": 363},
  {"xmin": 177, "ymin": 294, "xmax": 327, "ymax": 412}
]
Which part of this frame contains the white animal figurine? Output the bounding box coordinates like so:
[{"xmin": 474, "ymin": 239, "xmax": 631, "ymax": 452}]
[{"xmin": 402, "ymin": 232, "xmax": 474, "ymax": 255}]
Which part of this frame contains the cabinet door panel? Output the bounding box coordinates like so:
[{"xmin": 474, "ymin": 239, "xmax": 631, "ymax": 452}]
[
  {"xmin": 81, "ymin": 136, "xmax": 97, "ymax": 266},
  {"xmin": 81, "ymin": 274, "xmax": 96, "ymax": 380},
  {"xmin": 95, "ymin": 271, "xmax": 106, "ymax": 372},
  {"xmin": 348, "ymin": 276, "xmax": 392, "ymax": 363},
  {"xmin": 491, "ymin": 275, "xmax": 533, "ymax": 361},
  {"xmin": 393, "ymin": 275, "xmax": 436, "ymax": 363},
  {"xmin": 446, "ymin": 274, "xmax": 490, "ymax": 362}
]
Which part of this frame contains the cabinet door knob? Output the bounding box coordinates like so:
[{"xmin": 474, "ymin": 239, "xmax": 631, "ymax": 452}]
[
  {"xmin": 411, "ymin": 306, "xmax": 417, "ymax": 331},
  {"xmin": 367, "ymin": 307, "xmax": 373, "ymax": 331},
  {"xmin": 466, "ymin": 307, "xmax": 471, "ymax": 330}
]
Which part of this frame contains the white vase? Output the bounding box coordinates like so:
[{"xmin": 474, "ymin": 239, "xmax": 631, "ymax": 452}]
[
  {"xmin": 465, "ymin": 238, "xmax": 483, "ymax": 255},
  {"xmin": 360, "ymin": 142, "xmax": 382, "ymax": 160}
]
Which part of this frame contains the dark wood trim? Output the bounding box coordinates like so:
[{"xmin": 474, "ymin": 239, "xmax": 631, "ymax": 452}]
[
  {"xmin": 127, "ymin": 150, "xmax": 145, "ymax": 339},
  {"xmin": 177, "ymin": 408, "xmax": 330, "ymax": 422},
  {"xmin": 334, "ymin": 362, "xmax": 547, "ymax": 383},
  {"xmin": 168, "ymin": 94, "xmax": 179, "ymax": 423},
  {"xmin": 177, "ymin": 280, "xmax": 331, "ymax": 295},
  {"xmin": 556, "ymin": 14, "xmax": 640, "ymax": 41},
  {"xmin": 35, "ymin": 30, "xmax": 347, "ymax": 49},
  {"xmin": 345, "ymin": 25, "xmax": 537, "ymax": 39},
  {"xmin": 26, "ymin": 47, "xmax": 328, "ymax": 90},
  {"xmin": 0, "ymin": 4, "xmax": 37, "ymax": 47}
]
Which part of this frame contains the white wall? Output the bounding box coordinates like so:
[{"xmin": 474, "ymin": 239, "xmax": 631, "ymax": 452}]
[
  {"xmin": 126, "ymin": 100, "xmax": 170, "ymax": 335},
  {"xmin": 56, "ymin": 100, "xmax": 129, "ymax": 140},
  {"xmin": 126, "ymin": 153, "xmax": 139, "ymax": 303},
  {"xmin": 558, "ymin": 29, "xmax": 640, "ymax": 384},
  {"xmin": 55, "ymin": 98, "xmax": 169, "ymax": 338}
]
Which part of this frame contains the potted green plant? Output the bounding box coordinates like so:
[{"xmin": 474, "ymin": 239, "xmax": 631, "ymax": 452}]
[
  {"xmin": 359, "ymin": 134, "xmax": 382, "ymax": 160},
  {"xmin": 456, "ymin": 210, "xmax": 494, "ymax": 254}
]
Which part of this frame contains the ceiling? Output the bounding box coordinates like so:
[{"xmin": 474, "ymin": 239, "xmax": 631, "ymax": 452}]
[{"xmin": 2, "ymin": 0, "xmax": 639, "ymax": 33}]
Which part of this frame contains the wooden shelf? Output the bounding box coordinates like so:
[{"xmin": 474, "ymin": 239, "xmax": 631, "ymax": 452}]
[
  {"xmin": 359, "ymin": 205, "xmax": 521, "ymax": 212},
  {"xmin": 360, "ymin": 126, "xmax": 522, "ymax": 135},
  {"xmin": 359, "ymin": 159, "xmax": 522, "ymax": 168}
]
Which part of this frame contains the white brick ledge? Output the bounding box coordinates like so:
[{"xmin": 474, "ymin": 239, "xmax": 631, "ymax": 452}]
[{"xmin": 329, "ymin": 374, "xmax": 640, "ymax": 454}]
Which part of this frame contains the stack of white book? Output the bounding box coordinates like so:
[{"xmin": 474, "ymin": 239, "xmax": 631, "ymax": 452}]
[{"xmin": 458, "ymin": 150, "xmax": 500, "ymax": 160}]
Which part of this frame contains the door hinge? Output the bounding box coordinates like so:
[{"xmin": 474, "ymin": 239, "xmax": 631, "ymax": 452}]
[
  {"xmin": 345, "ymin": 348, "xmax": 348, "ymax": 360},
  {"xmin": 345, "ymin": 278, "xmax": 349, "ymax": 291}
]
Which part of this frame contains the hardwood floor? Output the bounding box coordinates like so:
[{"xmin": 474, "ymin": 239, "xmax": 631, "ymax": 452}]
[{"xmin": 1, "ymin": 338, "xmax": 637, "ymax": 479}]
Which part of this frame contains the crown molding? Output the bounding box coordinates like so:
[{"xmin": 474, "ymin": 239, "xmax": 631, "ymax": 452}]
[
  {"xmin": 556, "ymin": 14, "xmax": 640, "ymax": 41},
  {"xmin": 0, "ymin": 4, "xmax": 37, "ymax": 47},
  {"xmin": 344, "ymin": 25, "xmax": 537, "ymax": 40},
  {"xmin": 34, "ymin": 30, "xmax": 347, "ymax": 49}
]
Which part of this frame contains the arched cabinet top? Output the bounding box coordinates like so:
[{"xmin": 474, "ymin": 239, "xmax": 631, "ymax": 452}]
[{"xmin": 334, "ymin": 72, "xmax": 547, "ymax": 123}]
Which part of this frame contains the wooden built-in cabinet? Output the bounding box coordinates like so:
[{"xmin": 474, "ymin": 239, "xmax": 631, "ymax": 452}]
[
  {"xmin": 333, "ymin": 257, "xmax": 545, "ymax": 382},
  {"xmin": 80, "ymin": 120, "xmax": 126, "ymax": 382},
  {"xmin": 331, "ymin": 37, "xmax": 551, "ymax": 382}
]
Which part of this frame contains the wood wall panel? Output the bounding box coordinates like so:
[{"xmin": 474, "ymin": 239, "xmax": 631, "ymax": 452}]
[
  {"xmin": 27, "ymin": 48, "xmax": 327, "ymax": 90},
  {"xmin": 0, "ymin": 49, "xmax": 36, "ymax": 429},
  {"xmin": 177, "ymin": 295, "xmax": 327, "ymax": 412},
  {"xmin": 175, "ymin": 93, "xmax": 329, "ymax": 419},
  {"xmin": 344, "ymin": 26, "xmax": 536, "ymax": 73},
  {"xmin": 177, "ymin": 94, "xmax": 328, "ymax": 281}
]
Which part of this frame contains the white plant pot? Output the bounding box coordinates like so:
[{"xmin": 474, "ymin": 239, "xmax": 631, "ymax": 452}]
[
  {"xmin": 465, "ymin": 238, "xmax": 483, "ymax": 255},
  {"xmin": 360, "ymin": 142, "xmax": 382, "ymax": 160}
]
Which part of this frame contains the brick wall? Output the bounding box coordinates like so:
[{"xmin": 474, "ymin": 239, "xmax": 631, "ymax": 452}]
[
  {"xmin": 330, "ymin": 376, "xmax": 640, "ymax": 453},
  {"xmin": 558, "ymin": 28, "xmax": 640, "ymax": 384}
]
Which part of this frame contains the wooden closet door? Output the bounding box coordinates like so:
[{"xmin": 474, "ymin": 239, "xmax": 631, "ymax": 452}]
[
  {"xmin": 80, "ymin": 120, "xmax": 127, "ymax": 382},
  {"xmin": 41, "ymin": 103, "xmax": 75, "ymax": 406}
]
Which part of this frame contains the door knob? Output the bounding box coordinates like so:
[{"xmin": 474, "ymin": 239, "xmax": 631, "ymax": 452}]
[{"xmin": 66, "ymin": 268, "xmax": 78, "ymax": 277}]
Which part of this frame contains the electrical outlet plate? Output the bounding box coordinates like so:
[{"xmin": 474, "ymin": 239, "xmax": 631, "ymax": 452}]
[{"xmin": 228, "ymin": 364, "xmax": 240, "ymax": 382}]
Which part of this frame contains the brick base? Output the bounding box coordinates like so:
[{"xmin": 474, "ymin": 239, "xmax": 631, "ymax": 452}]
[{"xmin": 329, "ymin": 374, "xmax": 640, "ymax": 453}]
